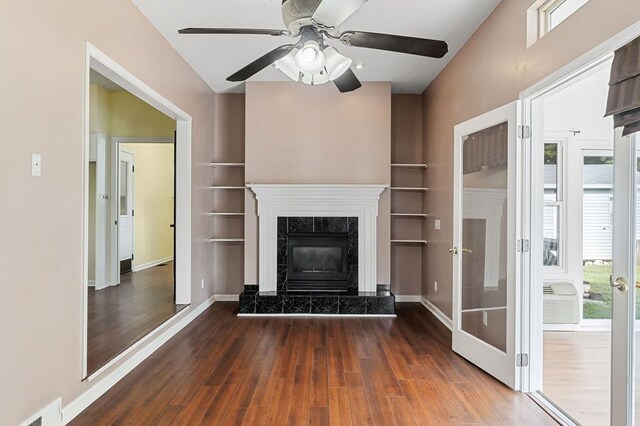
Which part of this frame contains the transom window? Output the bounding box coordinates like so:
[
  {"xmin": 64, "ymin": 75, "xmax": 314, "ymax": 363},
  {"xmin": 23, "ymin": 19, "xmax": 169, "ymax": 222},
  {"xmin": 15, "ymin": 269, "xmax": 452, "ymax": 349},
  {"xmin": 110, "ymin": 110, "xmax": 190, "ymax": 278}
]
[{"xmin": 538, "ymin": 0, "xmax": 590, "ymax": 37}]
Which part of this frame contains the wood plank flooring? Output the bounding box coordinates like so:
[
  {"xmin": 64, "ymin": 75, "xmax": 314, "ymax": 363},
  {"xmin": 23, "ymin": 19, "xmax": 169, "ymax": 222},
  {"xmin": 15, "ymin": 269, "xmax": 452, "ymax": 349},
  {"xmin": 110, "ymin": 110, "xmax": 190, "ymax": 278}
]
[
  {"xmin": 87, "ymin": 262, "xmax": 187, "ymax": 374},
  {"xmin": 74, "ymin": 303, "xmax": 557, "ymax": 425}
]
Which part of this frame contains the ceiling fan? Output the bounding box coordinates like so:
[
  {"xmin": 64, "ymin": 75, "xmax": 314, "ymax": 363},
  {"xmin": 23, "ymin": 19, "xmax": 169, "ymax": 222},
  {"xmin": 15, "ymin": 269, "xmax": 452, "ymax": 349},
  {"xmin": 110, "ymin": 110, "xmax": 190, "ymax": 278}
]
[{"xmin": 178, "ymin": 0, "xmax": 448, "ymax": 93}]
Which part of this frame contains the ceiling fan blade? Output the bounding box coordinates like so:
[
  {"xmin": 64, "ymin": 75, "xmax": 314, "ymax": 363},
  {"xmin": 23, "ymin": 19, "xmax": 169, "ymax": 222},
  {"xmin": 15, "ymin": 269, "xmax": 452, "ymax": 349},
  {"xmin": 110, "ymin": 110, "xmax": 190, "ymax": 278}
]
[
  {"xmin": 340, "ymin": 31, "xmax": 448, "ymax": 58},
  {"xmin": 227, "ymin": 45, "xmax": 296, "ymax": 82},
  {"xmin": 333, "ymin": 68, "xmax": 362, "ymax": 93},
  {"xmin": 178, "ymin": 28, "xmax": 291, "ymax": 36},
  {"xmin": 312, "ymin": 0, "xmax": 367, "ymax": 28}
]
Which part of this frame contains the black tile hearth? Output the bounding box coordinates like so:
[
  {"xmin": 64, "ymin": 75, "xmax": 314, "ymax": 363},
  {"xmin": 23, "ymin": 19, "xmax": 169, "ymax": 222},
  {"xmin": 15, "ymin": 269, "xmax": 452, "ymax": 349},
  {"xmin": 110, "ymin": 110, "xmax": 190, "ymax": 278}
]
[
  {"xmin": 283, "ymin": 295, "xmax": 311, "ymax": 313},
  {"xmin": 255, "ymin": 294, "xmax": 284, "ymax": 314},
  {"xmin": 339, "ymin": 296, "xmax": 367, "ymax": 314},
  {"xmin": 238, "ymin": 285, "xmax": 395, "ymax": 316},
  {"xmin": 310, "ymin": 296, "xmax": 339, "ymax": 314},
  {"xmin": 239, "ymin": 294, "xmax": 256, "ymax": 314}
]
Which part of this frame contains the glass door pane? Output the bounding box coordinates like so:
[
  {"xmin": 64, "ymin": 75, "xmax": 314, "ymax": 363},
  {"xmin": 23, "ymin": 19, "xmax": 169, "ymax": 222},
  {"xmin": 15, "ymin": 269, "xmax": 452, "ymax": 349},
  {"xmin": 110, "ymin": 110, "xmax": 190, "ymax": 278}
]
[
  {"xmin": 583, "ymin": 154, "xmax": 614, "ymax": 320},
  {"xmin": 460, "ymin": 122, "xmax": 508, "ymax": 352}
]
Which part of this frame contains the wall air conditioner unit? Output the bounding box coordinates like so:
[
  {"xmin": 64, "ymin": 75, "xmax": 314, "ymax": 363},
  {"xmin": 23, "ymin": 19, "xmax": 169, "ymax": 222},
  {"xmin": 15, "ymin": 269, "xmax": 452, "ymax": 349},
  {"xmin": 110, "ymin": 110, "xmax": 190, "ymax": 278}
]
[{"xmin": 543, "ymin": 282, "xmax": 580, "ymax": 324}]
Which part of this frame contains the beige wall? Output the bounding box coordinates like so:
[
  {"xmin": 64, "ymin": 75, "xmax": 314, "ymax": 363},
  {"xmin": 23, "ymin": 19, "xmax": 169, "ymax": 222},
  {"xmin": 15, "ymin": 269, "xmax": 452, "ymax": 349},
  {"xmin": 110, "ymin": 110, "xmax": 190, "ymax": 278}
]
[
  {"xmin": 0, "ymin": 1, "xmax": 215, "ymax": 424},
  {"xmin": 110, "ymin": 91, "xmax": 176, "ymax": 137},
  {"xmin": 244, "ymin": 82, "xmax": 392, "ymax": 288},
  {"xmin": 422, "ymin": 0, "xmax": 640, "ymax": 318},
  {"xmin": 120, "ymin": 143, "xmax": 175, "ymax": 268}
]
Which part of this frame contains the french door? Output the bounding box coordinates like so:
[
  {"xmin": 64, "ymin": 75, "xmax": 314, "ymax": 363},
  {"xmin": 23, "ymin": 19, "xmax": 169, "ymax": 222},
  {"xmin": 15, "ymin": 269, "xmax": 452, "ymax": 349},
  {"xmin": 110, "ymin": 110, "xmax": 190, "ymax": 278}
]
[
  {"xmin": 611, "ymin": 129, "xmax": 637, "ymax": 425},
  {"xmin": 452, "ymin": 101, "xmax": 522, "ymax": 389}
]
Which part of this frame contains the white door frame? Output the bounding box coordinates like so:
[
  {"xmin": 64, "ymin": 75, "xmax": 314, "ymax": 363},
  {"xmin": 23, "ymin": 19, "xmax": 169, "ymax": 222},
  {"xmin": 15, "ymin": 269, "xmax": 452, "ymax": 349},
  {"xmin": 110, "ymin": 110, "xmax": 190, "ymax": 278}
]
[
  {"xmin": 83, "ymin": 42, "xmax": 192, "ymax": 379},
  {"xmin": 519, "ymin": 19, "xmax": 640, "ymax": 420},
  {"xmin": 452, "ymin": 101, "xmax": 522, "ymax": 390},
  {"xmin": 109, "ymin": 136, "xmax": 174, "ymax": 283}
]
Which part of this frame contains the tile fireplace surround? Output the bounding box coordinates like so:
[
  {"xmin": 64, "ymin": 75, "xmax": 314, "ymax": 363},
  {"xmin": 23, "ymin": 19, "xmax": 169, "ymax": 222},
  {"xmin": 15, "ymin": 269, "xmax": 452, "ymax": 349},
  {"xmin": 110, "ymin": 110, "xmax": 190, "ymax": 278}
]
[{"xmin": 239, "ymin": 184, "xmax": 395, "ymax": 316}]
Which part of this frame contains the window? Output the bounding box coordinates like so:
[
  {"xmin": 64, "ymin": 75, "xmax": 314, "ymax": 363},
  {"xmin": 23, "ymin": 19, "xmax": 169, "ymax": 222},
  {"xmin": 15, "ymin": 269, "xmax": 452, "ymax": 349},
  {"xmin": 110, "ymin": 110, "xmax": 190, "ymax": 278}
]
[
  {"xmin": 544, "ymin": 141, "xmax": 564, "ymax": 268},
  {"xmin": 538, "ymin": 0, "xmax": 590, "ymax": 37}
]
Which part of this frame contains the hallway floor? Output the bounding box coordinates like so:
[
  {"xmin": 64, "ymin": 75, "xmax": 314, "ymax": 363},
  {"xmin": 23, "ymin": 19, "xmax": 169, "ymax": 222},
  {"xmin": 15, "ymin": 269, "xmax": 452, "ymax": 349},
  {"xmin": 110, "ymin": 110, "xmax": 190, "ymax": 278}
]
[
  {"xmin": 87, "ymin": 262, "xmax": 186, "ymax": 374},
  {"xmin": 75, "ymin": 302, "xmax": 555, "ymax": 424}
]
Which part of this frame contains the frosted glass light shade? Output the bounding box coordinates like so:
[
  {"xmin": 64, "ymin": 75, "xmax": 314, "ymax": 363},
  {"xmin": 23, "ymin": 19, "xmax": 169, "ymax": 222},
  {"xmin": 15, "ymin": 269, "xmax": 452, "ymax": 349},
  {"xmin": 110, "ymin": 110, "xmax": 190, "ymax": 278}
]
[
  {"xmin": 295, "ymin": 41, "xmax": 325, "ymax": 74},
  {"xmin": 274, "ymin": 49, "xmax": 300, "ymax": 81},
  {"xmin": 323, "ymin": 47, "xmax": 352, "ymax": 81}
]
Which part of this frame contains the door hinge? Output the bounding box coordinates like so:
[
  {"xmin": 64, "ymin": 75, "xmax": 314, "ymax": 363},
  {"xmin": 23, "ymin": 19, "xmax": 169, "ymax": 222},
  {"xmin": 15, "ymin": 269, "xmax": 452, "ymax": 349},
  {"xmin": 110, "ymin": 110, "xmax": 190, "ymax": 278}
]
[
  {"xmin": 132, "ymin": 165, "xmax": 135, "ymax": 173},
  {"xmin": 517, "ymin": 125, "xmax": 530, "ymax": 139},
  {"xmin": 516, "ymin": 353, "xmax": 529, "ymax": 367},
  {"xmin": 517, "ymin": 239, "xmax": 530, "ymax": 253},
  {"xmin": 132, "ymin": 253, "xmax": 134, "ymax": 261},
  {"xmin": 132, "ymin": 209, "xmax": 135, "ymax": 217}
]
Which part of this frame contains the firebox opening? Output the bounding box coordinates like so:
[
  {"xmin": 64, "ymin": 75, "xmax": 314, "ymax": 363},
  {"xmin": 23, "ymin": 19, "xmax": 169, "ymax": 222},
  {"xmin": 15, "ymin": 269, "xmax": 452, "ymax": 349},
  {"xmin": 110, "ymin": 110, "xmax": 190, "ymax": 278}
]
[{"xmin": 287, "ymin": 232, "xmax": 348, "ymax": 292}]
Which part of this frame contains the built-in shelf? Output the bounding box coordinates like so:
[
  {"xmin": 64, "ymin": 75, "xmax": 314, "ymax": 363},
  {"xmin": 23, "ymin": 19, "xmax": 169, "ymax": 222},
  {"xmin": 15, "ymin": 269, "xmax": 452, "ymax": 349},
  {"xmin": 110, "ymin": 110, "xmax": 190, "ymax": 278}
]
[
  {"xmin": 209, "ymin": 186, "xmax": 245, "ymax": 190},
  {"xmin": 209, "ymin": 238, "xmax": 245, "ymax": 242},
  {"xmin": 391, "ymin": 163, "xmax": 428, "ymax": 168},
  {"xmin": 210, "ymin": 162, "xmax": 245, "ymax": 167},
  {"xmin": 391, "ymin": 239, "xmax": 428, "ymax": 244},
  {"xmin": 390, "ymin": 187, "xmax": 428, "ymax": 191},
  {"xmin": 391, "ymin": 213, "xmax": 428, "ymax": 217},
  {"xmin": 207, "ymin": 212, "xmax": 245, "ymax": 216}
]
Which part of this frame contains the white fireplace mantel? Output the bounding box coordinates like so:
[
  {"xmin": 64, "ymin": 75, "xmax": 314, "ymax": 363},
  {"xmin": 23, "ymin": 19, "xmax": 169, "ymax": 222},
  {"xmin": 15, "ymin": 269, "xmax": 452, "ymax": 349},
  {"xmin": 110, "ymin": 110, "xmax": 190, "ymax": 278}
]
[{"xmin": 248, "ymin": 184, "xmax": 387, "ymax": 293}]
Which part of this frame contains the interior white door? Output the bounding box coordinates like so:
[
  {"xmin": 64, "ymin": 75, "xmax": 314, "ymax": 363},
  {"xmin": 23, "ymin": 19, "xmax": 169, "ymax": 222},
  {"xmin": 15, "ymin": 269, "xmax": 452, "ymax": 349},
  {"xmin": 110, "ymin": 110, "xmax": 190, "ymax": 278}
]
[
  {"xmin": 118, "ymin": 151, "xmax": 134, "ymax": 270},
  {"xmin": 452, "ymin": 101, "xmax": 521, "ymax": 389},
  {"xmin": 94, "ymin": 133, "xmax": 111, "ymax": 290}
]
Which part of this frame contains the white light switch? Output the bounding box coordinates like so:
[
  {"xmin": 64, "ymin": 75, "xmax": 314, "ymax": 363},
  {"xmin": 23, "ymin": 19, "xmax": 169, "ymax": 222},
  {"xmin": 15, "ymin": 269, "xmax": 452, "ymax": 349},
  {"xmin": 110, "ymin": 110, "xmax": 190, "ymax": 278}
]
[
  {"xmin": 434, "ymin": 219, "xmax": 441, "ymax": 230},
  {"xmin": 32, "ymin": 154, "xmax": 41, "ymax": 177},
  {"xmin": 482, "ymin": 311, "xmax": 488, "ymax": 327}
]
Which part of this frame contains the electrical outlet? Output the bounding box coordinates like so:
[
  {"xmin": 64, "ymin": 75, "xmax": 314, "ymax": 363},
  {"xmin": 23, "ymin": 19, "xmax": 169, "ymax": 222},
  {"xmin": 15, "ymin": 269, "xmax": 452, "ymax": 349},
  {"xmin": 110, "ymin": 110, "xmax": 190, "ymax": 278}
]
[
  {"xmin": 434, "ymin": 219, "xmax": 441, "ymax": 230},
  {"xmin": 201, "ymin": 278, "xmax": 205, "ymax": 289},
  {"xmin": 434, "ymin": 281, "xmax": 438, "ymax": 292},
  {"xmin": 482, "ymin": 311, "xmax": 488, "ymax": 327}
]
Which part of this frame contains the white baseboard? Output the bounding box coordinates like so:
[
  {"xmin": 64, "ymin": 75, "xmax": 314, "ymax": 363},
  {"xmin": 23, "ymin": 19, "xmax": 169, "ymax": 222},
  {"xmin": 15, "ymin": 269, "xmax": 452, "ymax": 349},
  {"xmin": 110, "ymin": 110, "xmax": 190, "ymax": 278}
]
[
  {"xmin": 61, "ymin": 294, "xmax": 216, "ymax": 424},
  {"xmin": 214, "ymin": 294, "xmax": 239, "ymax": 302},
  {"xmin": 132, "ymin": 256, "xmax": 173, "ymax": 273},
  {"xmin": 395, "ymin": 295, "xmax": 421, "ymax": 302},
  {"xmin": 420, "ymin": 296, "xmax": 453, "ymax": 330},
  {"xmin": 87, "ymin": 281, "xmax": 95, "ymax": 287}
]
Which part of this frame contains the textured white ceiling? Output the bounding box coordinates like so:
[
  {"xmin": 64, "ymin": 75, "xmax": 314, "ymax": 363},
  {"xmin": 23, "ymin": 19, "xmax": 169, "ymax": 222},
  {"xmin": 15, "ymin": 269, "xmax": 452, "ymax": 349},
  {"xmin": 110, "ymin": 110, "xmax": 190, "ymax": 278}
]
[{"xmin": 132, "ymin": 0, "xmax": 501, "ymax": 94}]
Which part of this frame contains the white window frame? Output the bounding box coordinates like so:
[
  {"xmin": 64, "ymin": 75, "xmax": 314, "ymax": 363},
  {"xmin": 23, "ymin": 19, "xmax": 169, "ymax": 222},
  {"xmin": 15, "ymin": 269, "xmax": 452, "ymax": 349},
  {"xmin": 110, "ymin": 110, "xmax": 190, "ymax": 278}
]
[
  {"xmin": 538, "ymin": 0, "xmax": 566, "ymax": 38},
  {"xmin": 543, "ymin": 138, "xmax": 567, "ymax": 273}
]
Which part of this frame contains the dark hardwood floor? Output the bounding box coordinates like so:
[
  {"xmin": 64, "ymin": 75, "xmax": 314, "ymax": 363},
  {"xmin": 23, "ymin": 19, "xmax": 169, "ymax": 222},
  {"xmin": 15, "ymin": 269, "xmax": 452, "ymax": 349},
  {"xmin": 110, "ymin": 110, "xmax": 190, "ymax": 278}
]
[
  {"xmin": 76, "ymin": 302, "xmax": 556, "ymax": 425},
  {"xmin": 87, "ymin": 262, "xmax": 187, "ymax": 374}
]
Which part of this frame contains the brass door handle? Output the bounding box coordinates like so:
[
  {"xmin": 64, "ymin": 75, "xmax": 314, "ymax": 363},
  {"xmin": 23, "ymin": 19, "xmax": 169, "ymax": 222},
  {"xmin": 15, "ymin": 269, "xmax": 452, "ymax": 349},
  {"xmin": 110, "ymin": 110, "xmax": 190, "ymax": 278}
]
[
  {"xmin": 448, "ymin": 247, "xmax": 458, "ymax": 255},
  {"xmin": 462, "ymin": 248, "xmax": 473, "ymax": 254},
  {"xmin": 611, "ymin": 276, "xmax": 628, "ymax": 292}
]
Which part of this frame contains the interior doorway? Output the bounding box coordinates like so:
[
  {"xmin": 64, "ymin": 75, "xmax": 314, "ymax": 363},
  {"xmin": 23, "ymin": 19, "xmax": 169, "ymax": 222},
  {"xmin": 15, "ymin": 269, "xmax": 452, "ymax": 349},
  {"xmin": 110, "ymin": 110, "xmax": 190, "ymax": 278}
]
[{"xmin": 84, "ymin": 43, "xmax": 192, "ymax": 379}]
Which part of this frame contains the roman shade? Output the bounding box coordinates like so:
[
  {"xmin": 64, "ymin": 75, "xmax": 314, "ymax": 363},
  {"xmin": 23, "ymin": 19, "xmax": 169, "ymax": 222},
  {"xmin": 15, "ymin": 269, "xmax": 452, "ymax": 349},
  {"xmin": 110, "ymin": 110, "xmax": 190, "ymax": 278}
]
[
  {"xmin": 605, "ymin": 35, "xmax": 640, "ymax": 136},
  {"xmin": 463, "ymin": 122, "xmax": 508, "ymax": 175}
]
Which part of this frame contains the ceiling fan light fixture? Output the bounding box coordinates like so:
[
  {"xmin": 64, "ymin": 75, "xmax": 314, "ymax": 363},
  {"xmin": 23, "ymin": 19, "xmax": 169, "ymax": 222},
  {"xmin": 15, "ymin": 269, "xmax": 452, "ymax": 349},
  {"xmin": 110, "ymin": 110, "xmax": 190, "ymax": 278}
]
[
  {"xmin": 301, "ymin": 70, "xmax": 330, "ymax": 86},
  {"xmin": 323, "ymin": 46, "xmax": 352, "ymax": 81},
  {"xmin": 274, "ymin": 48, "xmax": 301, "ymax": 81},
  {"xmin": 294, "ymin": 40, "xmax": 325, "ymax": 74}
]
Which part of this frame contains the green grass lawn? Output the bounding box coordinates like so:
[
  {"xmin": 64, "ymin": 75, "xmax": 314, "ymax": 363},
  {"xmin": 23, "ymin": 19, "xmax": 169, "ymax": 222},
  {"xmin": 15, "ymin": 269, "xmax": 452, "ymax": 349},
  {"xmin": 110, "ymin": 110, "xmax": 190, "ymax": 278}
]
[{"xmin": 583, "ymin": 264, "xmax": 640, "ymax": 319}]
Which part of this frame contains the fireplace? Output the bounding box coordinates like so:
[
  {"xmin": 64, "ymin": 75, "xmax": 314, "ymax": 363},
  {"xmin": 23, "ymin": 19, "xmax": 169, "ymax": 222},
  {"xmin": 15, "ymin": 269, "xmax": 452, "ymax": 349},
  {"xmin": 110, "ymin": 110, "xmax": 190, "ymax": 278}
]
[
  {"xmin": 277, "ymin": 216, "xmax": 358, "ymax": 293},
  {"xmin": 287, "ymin": 232, "xmax": 348, "ymax": 292}
]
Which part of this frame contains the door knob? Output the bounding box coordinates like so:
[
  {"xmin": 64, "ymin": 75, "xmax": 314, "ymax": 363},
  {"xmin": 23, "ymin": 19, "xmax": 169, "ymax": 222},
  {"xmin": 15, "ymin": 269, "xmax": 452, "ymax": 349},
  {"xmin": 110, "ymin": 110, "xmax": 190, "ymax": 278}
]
[
  {"xmin": 462, "ymin": 248, "xmax": 473, "ymax": 254},
  {"xmin": 448, "ymin": 247, "xmax": 458, "ymax": 255},
  {"xmin": 611, "ymin": 276, "xmax": 628, "ymax": 292}
]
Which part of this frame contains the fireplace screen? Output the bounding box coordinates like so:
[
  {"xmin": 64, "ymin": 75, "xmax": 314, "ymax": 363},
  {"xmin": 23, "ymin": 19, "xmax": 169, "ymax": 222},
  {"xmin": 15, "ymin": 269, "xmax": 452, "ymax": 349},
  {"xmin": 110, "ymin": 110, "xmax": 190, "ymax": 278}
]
[{"xmin": 287, "ymin": 232, "xmax": 348, "ymax": 291}]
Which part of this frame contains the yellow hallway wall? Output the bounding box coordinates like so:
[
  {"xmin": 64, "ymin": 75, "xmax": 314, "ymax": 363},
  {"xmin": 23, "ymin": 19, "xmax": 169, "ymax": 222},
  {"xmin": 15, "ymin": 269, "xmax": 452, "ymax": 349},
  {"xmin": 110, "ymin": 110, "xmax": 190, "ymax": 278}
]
[{"xmin": 120, "ymin": 143, "xmax": 175, "ymax": 268}]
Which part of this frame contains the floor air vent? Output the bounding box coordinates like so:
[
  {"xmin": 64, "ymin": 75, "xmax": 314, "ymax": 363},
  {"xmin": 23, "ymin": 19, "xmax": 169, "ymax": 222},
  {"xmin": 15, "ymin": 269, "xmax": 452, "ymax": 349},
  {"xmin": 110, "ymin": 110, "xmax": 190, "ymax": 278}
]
[
  {"xmin": 543, "ymin": 282, "xmax": 579, "ymax": 324},
  {"xmin": 20, "ymin": 399, "xmax": 61, "ymax": 426}
]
